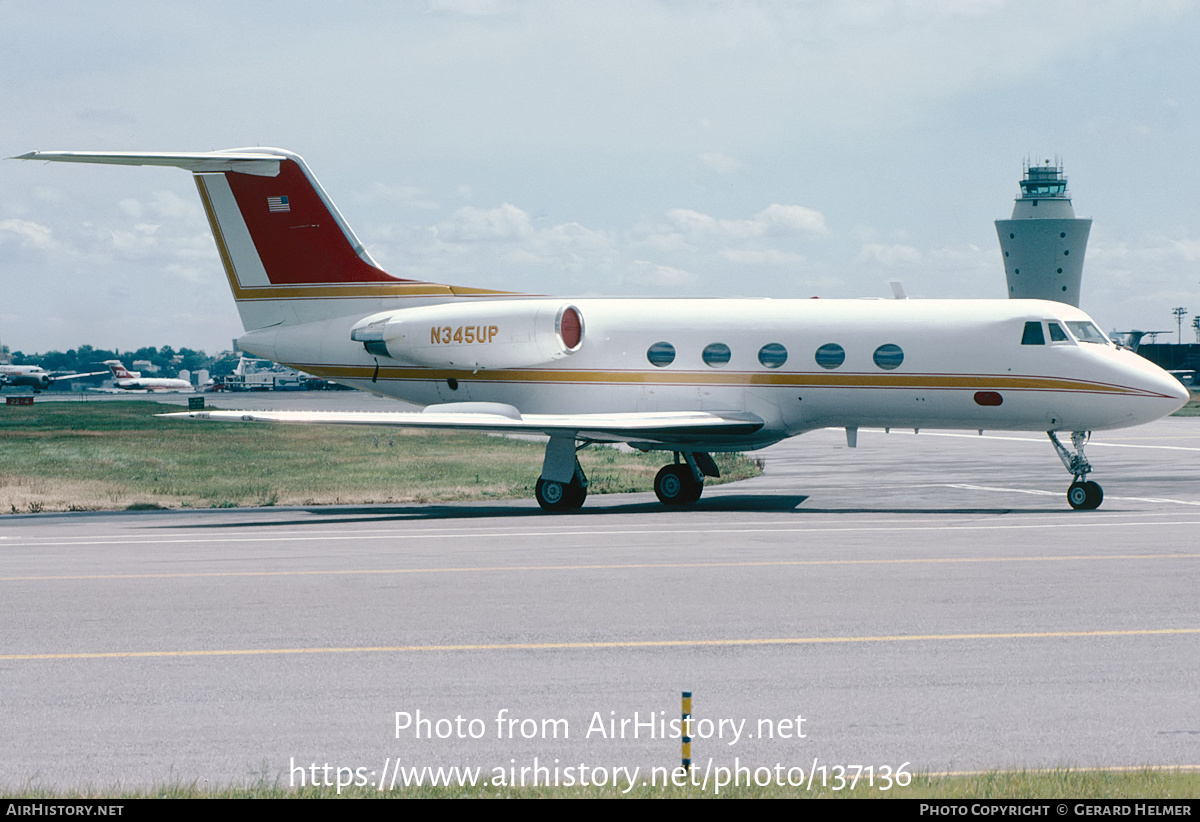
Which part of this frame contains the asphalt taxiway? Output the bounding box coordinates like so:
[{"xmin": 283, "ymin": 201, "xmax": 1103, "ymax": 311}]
[{"xmin": 2, "ymin": 412, "xmax": 1198, "ymax": 791}]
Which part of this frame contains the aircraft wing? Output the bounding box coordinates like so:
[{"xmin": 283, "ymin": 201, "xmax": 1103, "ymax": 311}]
[
  {"xmin": 161, "ymin": 405, "xmax": 764, "ymax": 446},
  {"xmin": 50, "ymin": 370, "xmax": 110, "ymax": 382}
]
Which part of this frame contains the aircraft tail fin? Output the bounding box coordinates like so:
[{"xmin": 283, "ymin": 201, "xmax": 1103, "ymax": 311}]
[
  {"xmin": 104, "ymin": 360, "xmax": 134, "ymax": 380},
  {"xmin": 16, "ymin": 149, "xmax": 509, "ymax": 331}
]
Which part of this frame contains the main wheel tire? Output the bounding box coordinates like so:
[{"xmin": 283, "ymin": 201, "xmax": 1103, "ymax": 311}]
[
  {"xmin": 655, "ymin": 464, "xmax": 703, "ymax": 506},
  {"xmin": 566, "ymin": 481, "xmax": 588, "ymax": 509},
  {"xmin": 1068, "ymin": 480, "xmax": 1103, "ymax": 510},
  {"xmin": 535, "ymin": 478, "xmax": 586, "ymax": 512}
]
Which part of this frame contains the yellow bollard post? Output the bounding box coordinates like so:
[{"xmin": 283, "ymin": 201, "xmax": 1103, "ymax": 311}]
[{"xmin": 681, "ymin": 691, "xmax": 692, "ymax": 773}]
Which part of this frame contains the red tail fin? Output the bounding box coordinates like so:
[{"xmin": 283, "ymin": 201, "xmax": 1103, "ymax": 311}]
[
  {"xmin": 195, "ymin": 152, "xmax": 402, "ymax": 286},
  {"xmin": 105, "ymin": 360, "xmax": 134, "ymax": 380}
]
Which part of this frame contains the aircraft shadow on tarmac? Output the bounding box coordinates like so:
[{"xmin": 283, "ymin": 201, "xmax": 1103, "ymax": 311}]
[{"xmin": 147, "ymin": 493, "xmax": 1070, "ymax": 529}]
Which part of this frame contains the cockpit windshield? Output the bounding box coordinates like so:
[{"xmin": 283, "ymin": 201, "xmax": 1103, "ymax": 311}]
[{"xmin": 1064, "ymin": 321, "xmax": 1109, "ymax": 345}]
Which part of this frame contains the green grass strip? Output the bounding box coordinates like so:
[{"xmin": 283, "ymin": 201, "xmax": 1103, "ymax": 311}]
[{"xmin": 1, "ymin": 401, "xmax": 759, "ymax": 513}]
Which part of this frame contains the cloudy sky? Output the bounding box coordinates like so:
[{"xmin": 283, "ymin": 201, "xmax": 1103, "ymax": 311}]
[{"xmin": 3, "ymin": 0, "xmax": 1199, "ymax": 355}]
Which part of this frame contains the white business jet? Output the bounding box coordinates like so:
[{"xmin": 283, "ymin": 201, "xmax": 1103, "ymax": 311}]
[{"xmin": 16, "ymin": 148, "xmax": 1189, "ymax": 511}]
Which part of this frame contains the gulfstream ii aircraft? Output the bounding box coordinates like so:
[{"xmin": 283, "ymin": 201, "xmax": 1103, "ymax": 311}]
[{"xmin": 17, "ymin": 148, "xmax": 1189, "ymax": 511}]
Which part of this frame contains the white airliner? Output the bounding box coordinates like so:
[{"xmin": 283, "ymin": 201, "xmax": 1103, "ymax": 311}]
[
  {"xmin": 0, "ymin": 364, "xmax": 107, "ymax": 392},
  {"xmin": 16, "ymin": 148, "xmax": 1189, "ymax": 511},
  {"xmin": 104, "ymin": 360, "xmax": 193, "ymax": 392}
]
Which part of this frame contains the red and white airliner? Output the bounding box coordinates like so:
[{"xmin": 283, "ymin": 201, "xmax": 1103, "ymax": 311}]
[
  {"xmin": 16, "ymin": 148, "xmax": 1189, "ymax": 511},
  {"xmin": 104, "ymin": 360, "xmax": 193, "ymax": 392}
]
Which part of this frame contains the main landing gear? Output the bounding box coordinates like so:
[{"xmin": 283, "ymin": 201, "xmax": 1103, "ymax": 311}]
[
  {"xmin": 535, "ymin": 437, "xmax": 721, "ymax": 512},
  {"xmin": 1048, "ymin": 431, "xmax": 1103, "ymax": 511},
  {"xmin": 535, "ymin": 470, "xmax": 588, "ymax": 512},
  {"xmin": 535, "ymin": 435, "xmax": 589, "ymax": 512},
  {"xmin": 654, "ymin": 452, "xmax": 719, "ymax": 506}
]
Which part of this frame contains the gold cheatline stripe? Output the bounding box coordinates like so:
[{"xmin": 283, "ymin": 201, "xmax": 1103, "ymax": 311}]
[
  {"xmin": 293, "ymin": 362, "xmax": 1146, "ymax": 395},
  {"xmin": 7, "ymin": 628, "xmax": 1198, "ymax": 661}
]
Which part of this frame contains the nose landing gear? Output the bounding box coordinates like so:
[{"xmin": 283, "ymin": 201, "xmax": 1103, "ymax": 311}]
[{"xmin": 1049, "ymin": 431, "xmax": 1103, "ymax": 510}]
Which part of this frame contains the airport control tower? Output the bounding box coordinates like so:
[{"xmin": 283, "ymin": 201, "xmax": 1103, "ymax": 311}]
[{"xmin": 995, "ymin": 160, "xmax": 1092, "ymax": 306}]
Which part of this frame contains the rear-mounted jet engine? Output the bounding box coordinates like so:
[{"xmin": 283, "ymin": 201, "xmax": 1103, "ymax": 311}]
[{"xmin": 351, "ymin": 301, "xmax": 584, "ymax": 370}]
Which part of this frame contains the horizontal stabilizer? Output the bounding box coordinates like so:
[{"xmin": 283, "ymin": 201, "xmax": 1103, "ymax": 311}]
[
  {"xmin": 14, "ymin": 150, "xmax": 285, "ymax": 177},
  {"xmin": 161, "ymin": 408, "xmax": 765, "ymax": 444}
]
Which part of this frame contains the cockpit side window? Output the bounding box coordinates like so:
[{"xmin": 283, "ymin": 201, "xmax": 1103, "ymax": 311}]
[
  {"xmin": 1047, "ymin": 322, "xmax": 1069, "ymax": 342},
  {"xmin": 1065, "ymin": 321, "xmax": 1109, "ymax": 345},
  {"xmin": 1021, "ymin": 322, "xmax": 1045, "ymax": 345}
]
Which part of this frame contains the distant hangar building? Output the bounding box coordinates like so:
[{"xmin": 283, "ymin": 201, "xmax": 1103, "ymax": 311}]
[{"xmin": 996, "ymin": 160, "xmax": 1092, "ymax": 307}]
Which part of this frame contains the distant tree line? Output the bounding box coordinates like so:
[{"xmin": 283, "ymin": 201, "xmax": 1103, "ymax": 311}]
[{"xmin": 4, "ymin": 344, "xmax": 241, "ymax": 380}]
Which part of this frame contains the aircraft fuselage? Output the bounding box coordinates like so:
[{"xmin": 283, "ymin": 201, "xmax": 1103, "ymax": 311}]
[{"xmin": 238, "ymin": 296, "xmax": 1186, "ymax": 452}]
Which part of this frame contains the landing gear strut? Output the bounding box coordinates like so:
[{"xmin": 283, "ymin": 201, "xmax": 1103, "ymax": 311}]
[
  {"xmin": 536, "ymin": 435, "xmax": 589, "ymax": 512},
  {"xmin": 1048, "ymin": 431, "xmax": 1103, "ymax": 510}
]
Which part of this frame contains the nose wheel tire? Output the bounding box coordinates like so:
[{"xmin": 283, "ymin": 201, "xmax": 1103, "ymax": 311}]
[
  {"xmin": 1067, "ymin": 480, "xmax": 1103, "ymax": 510},
  {"xmin": 536, "ymin": 478, "xmax": 587, "ymax": 512},
  {"xmin": 654, "ymin": 464, "xmax": 703, "ymax": 505}
]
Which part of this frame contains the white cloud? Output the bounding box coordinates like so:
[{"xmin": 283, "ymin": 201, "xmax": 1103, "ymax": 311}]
[
  {"xmin": 435, "ymin": 203, "xmax": 533, "ymax": 243},
  {"xmin": 755, "ymin": 204, "xmax": 828, "ymax": 237},
  {"xmin": 856, "ymin": 243, "xmax": 923, "ymax": 266},
  {"xmin": 145, "ymin": 190, "xmax": 203, "ymax": 222},
  {"xmin": 628, "ymin": 260, "xmax": 695, "ymax": 287},
  {"xmin": 0, "ymin": 218, "xmax": 57, "ymax": 251},
  {"xmin": 107, "ymin": 224, "xmax": 161, "ymax": 256},
  {"xmin": 719, "ymin": 249, "xmax": 806, "ymax": 266},
  {"xmin": 662, "ymin": 204, "xmax": 828, "ymax": 242}
]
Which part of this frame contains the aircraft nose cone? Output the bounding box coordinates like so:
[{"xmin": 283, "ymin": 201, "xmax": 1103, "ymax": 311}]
[
  {"xmin": 1140, "ymin": 364, "xmax": 1191, "ymax": 420},
  {"xmin": 1166, "ymin": 373, "xmax": 1191, "ymax": 407}
]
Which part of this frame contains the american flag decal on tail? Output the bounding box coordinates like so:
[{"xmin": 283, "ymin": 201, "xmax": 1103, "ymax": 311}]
[{"xmin": 267, "ymin": 195, "xmax": 290, "ymax": 213}]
